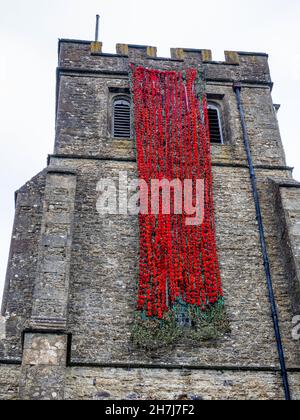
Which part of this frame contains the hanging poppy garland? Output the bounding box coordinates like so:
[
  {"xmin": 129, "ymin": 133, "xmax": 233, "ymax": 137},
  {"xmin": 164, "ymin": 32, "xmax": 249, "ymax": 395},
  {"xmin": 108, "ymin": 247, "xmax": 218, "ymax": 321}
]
[{"xmin": 130, "ymin": 64, "xmax": 229, "ymax": 349}]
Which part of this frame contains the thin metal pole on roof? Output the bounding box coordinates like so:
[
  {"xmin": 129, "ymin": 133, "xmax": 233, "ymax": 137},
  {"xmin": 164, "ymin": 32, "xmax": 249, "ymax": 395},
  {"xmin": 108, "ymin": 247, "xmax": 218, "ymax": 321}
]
[{"xmin": 95, "ymin": 15, "xmax": 100, "ymax": 42}]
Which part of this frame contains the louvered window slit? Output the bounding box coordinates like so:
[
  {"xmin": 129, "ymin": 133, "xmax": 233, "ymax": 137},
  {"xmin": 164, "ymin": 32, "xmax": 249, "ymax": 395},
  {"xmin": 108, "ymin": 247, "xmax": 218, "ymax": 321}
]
[{"xmin": 113, "ymin": 99, "xmax": 131, "ymax": 138}]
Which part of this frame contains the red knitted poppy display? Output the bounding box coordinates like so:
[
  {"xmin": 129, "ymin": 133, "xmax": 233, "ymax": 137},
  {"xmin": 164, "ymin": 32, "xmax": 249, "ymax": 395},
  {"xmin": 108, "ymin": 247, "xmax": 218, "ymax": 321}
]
[{"xmin": 130, "ymin": 65, "xmax": 223, "ymax": 326}]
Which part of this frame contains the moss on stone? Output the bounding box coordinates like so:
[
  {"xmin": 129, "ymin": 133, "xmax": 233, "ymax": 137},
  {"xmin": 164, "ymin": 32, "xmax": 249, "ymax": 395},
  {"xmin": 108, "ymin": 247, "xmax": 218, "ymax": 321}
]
[{"xmin": 131, "ymin": 300, "xmax": 230, "ymax": 351}]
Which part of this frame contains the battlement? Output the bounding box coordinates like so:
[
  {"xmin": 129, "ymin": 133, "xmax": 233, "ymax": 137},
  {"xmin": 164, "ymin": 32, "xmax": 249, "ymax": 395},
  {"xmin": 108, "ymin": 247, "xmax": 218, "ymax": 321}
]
[
  {"xmin": 60, "ymin": 38, "xmax": 268, "ymax": 64},
  {"xmin": 58, "ymin": 39, "xmax": 272, "ymax": 87}
]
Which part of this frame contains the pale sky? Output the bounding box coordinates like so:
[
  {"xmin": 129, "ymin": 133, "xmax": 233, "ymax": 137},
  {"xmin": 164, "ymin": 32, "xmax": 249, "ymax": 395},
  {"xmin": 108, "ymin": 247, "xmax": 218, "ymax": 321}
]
[{"xmin": 0, "ymin": 0, "xmax": 300, "ymax": 301}]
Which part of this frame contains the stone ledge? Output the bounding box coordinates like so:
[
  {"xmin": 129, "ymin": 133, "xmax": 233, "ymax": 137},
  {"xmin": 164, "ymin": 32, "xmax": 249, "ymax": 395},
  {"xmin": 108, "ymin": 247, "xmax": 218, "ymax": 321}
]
[
  {"xmin": 46, "ymin": 168, "xmax": 77, "ymax": 176},
  {"xmin": 279, "ymin": 181, "xmax": 300, "ymax": 189},
  {"xmin": 56, "ymin": 66, "xmax": 274, "ymax": 89},
  {"xmin": 68, "ymin": 360, "xmax": 300, "ymax": 373},
  {"xmin": 48, "ymin": 154, "xmax": 294, "ymax": 173}
]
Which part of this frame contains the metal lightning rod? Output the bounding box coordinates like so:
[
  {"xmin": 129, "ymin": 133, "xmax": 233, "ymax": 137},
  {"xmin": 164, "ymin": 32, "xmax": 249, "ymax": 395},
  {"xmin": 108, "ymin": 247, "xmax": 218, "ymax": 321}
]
[{"xmin": 95, "ymin": 14, "xmax": 100, "ymax": 42}]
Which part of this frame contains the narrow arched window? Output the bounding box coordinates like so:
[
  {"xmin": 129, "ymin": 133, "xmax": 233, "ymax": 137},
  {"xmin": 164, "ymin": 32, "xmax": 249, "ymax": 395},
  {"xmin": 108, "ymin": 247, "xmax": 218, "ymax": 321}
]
[
  {"xmin": 113, "ymin": 98, "xmax": 131, "ymax": 139},
  {"xmin": 208, "ymin": 103, "xmax": 224, "ymax": 144}
]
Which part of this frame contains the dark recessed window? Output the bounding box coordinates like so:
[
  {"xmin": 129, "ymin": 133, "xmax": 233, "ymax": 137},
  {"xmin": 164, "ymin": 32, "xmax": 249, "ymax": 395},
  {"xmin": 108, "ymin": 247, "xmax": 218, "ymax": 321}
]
[
  {"xmin": 208, "ymin": 103, "xmax": 223, "ymax": 144},
  {"xmin": 113, "ymin": 98, "xmax": 131, "ymax": 139}
]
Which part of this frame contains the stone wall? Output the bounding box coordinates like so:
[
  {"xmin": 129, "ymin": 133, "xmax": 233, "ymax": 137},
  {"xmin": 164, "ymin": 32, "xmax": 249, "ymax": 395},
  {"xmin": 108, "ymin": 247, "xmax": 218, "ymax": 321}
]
[
  {"xmin": 30, "ymin": 169, "xmax": 77, "ymax": 331},
  {"xmin": 47, "ymin": 157, "xmax": 299, "ymax": 372},
  {"xmin": 55, "ymin": 50, "xmax": 284, "ymax": 169},
  {"xmin": 1, "ymin": 363, "xmax": 299, "ymax": 400},
  {"xmin": 273, "ymin": 183, "xmax": 300, "ymax": 314},
  {"xmin": 0, "ymin": 365, "xmax": 21, "ymax": 400},
  {"xmin": 19, "ymin": 333, "xmax": 68, "ymax": 400},
  {"xmin": 0, "ymin": 39, "xmax": 299, "ymax": 400},
  {"xmin": 0, "ymin": 171, "xmax": 46, "ymax": 360},
  {"xmin": 64, "ymin": 367, "xmax": 300, "ymax": 401},
  {"xmin": 58, "ymin": 41, "xmax": 271, "ymax": 85}
]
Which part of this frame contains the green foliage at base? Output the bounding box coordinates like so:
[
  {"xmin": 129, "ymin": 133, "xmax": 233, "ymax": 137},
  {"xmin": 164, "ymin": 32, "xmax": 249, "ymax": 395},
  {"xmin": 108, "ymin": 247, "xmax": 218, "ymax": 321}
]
[
  {"xmin": 131, "ymin": 299, "xmax": 230, "ymax": 351},
  {"xmin": 132, "ymin": 311, "xmax": 182, "ymax": 351}
]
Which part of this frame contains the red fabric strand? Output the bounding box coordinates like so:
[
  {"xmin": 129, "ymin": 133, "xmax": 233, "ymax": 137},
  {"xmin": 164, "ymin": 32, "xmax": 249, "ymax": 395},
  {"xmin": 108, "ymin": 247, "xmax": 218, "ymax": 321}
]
[{"xmin": 131, "ymin": 65, "xmax": 223, "ymax": 319}]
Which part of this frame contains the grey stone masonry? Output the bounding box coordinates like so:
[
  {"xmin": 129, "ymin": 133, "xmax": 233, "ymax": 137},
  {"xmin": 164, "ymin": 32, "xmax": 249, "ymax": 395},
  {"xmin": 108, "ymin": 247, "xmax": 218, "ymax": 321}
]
[
  {"xmin": 272, "ymin": 180, "xmax": 300, "ymax": 314},
  {"xmin": 0, "ymin": 39, "xmax": 300, "ymax": 399},
  {"xmin": 19, "ymin": 333, "xmax": 68, "ymax": 400},
  {"xmin": 30, "ymin": 169, "xmax": 77, "ymax": 331}
]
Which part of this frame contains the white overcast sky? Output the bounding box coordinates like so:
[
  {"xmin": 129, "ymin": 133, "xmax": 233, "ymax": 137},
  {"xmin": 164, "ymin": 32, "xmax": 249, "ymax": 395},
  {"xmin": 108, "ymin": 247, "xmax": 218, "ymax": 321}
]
[{"xmin": 0, "ymin": 0, "xmax": 300, "ymax": 301}]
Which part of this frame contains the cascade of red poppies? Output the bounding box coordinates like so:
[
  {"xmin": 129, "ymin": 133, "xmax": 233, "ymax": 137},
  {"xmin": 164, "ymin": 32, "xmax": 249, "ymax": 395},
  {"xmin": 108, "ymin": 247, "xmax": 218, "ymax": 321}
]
[{"xmin": 131, "ymin": 65, "xmax": 223, "ymax": 322}]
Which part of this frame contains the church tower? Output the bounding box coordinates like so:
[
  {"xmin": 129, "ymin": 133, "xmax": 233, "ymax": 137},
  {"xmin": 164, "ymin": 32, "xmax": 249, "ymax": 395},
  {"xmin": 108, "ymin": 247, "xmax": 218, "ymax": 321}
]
[{"xmin": 0, "ymin": 38, "xmax": 300, "ymax": 400}]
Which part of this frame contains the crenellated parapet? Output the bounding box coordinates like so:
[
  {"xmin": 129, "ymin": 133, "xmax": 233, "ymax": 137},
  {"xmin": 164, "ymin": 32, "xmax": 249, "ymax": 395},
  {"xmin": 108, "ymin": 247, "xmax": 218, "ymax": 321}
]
[{"xmin": 57, "ymin": 39, "xmax": 272, "ymax": 86}]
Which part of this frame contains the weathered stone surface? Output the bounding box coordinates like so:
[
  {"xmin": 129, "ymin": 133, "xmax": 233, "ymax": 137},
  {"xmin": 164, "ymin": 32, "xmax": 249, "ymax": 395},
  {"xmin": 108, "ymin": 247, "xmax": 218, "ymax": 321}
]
[
  {"xmin": 58, "ymin": 41, "xmax": 271, "ymax": 85},
  {"xmin": 0, "ymin": 39, "xmax": 299, "ymax": 400},
  {"xmin": 271, "ymin": 183, "xmax": 300, "ymax": 314},
  {"xmin": 47, "ymin": 159, "xmax": 299, "ymax": 371},
  {"xmin": 64, "ymin": 367, "xmax": 300, "ymax": 401},
  {"xmin": 0, "ymin": 171, "xmax": 46, "ymax": 360},
  {"xmin": 0, "ymin": 365, "xmax": 20, "ymax": 400},
  {"xmin": 0, "ymin": 316, "xmax": 6, "ymax": 340},
  {"xmin": 22, "ymin": 334, "xmax": 67, "ymax": 366},
  {"xmin": 30, "ymin": 171, "xmax": 77, "ymax": 330},
  {"xmin": 19, "ymin": 334, "xmax": 68, "ymax": 400},
  {"xmin": 19, "ymin": 365, "xmax": 66, "ymax": 400},
  {"xmin": 54, "ymin": 78, "xmax": 283, "ymax": 169}
]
